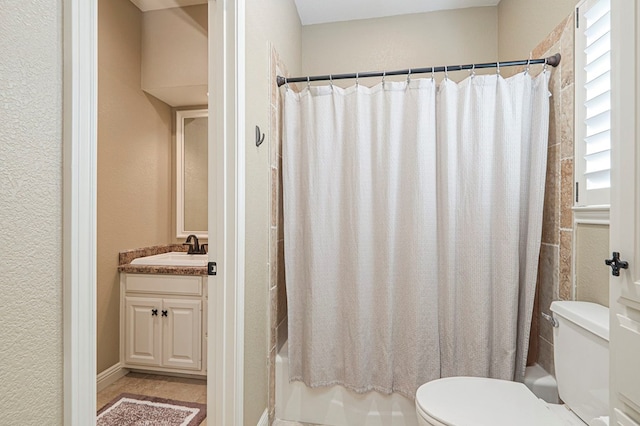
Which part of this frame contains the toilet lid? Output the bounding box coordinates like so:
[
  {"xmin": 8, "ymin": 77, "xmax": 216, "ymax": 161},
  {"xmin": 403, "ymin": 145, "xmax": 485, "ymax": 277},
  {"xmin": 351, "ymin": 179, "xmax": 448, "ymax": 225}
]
[{"xmin": 416, "ymin": 377, "xmax": 565, "ymax": 426}]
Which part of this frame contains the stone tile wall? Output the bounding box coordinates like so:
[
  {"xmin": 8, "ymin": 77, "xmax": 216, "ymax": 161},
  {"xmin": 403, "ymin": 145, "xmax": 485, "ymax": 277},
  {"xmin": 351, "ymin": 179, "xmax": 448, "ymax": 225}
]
[
  {"xmin": 530, "ymin": 13, "xmax": 575, "ymax": 375},
  {"xmin": 268, "ymin": 45, "xmax": 289, "ymax": 425}
]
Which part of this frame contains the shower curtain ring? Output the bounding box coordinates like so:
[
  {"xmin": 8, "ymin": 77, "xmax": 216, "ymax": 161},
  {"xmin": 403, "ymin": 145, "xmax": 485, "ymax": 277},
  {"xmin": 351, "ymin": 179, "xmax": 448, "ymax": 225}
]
[
  {"xmin": 544, "ymin": 57, "xmax": 549, "ymax": 72},
  {"xmin": 470, "ymin": 63, "xmax": 476, "ymax": 78},
  {"xmin": 496, "ymin": 61, "xmax": 501, "ymax": 75},
  {"xmin": 431, "ymin": 67, "xmax": 435, "ymax": 81},
  {"xmin": 329, "ymin": 74, "xmax": 333, "ymax": 90},
  {"xmin": 407, "ymin": 68, "xmax": 412, "ymax": 85},
  {"xmin": 382, "ymin": 71, "xmax": 386, "ymax": 87},
  {"xmin": 356, "ymin": 72, "xmax": 359, "ymax": 87},
  {"xmin": 307, "ymin": 76, "xmax": 311, "ymax": 90},
  {"xmin": 525, "ymin": 52, "xmax": 532, "ymax": 75},
  {"xmin": 284, "ymin": 77, "xmax": 289, "ymax": 91},
  {"xmin": 444, "ymin": 66, "xmax": 449, "ymax": 81}
]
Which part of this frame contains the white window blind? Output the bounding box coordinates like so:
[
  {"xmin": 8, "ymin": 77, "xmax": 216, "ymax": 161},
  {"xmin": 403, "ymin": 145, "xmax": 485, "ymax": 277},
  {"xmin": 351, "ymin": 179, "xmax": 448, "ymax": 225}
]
[{"xmin": 575, "ymin": 0, "xmax": 611, "ymax": 206}]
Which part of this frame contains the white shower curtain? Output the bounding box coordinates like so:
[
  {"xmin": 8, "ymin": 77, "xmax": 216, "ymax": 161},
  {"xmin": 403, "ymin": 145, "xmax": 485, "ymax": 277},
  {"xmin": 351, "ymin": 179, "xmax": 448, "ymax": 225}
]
[{"xmin": 282, "ymin": 71, "xmax": 550, "ymax": 399}]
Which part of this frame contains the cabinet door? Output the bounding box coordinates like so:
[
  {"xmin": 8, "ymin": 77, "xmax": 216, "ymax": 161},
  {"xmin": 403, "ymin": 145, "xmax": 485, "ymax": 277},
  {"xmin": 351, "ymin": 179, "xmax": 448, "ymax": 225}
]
[
  {"xmin": 162, "ymin": 298, "xmax": 202, "ymax": 370},
  {"xmin": 124, "ymin": 296, "xmax": 162, "ymax": 367}
]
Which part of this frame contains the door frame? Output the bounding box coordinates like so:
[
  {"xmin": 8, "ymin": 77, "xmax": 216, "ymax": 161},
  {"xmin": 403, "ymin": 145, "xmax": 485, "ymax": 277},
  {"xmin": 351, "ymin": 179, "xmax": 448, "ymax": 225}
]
[
  {"xmin": 62, "ymin": 0, "xmax": 245, "ymax": 423},
  {"xmin": 209, "ymin": 0, "xmax": 246, "ymax": 424},
  {"xmin": 63, "ymin": 0, "xmax": 98, "ymax": 423}
]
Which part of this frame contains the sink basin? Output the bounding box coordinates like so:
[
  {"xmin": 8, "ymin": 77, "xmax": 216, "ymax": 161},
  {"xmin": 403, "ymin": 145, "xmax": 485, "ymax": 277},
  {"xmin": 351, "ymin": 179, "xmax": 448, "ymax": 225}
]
[{"xmin": 131, "ymin": 252, "xmax": 208, "ymax": 267}]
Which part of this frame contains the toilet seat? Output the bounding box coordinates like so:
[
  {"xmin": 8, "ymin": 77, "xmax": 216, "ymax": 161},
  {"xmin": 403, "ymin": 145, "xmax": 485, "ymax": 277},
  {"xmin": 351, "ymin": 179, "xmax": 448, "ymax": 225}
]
[{"xmin": 416, "ymin": 377, "xmax": 567, "ymax": 426}]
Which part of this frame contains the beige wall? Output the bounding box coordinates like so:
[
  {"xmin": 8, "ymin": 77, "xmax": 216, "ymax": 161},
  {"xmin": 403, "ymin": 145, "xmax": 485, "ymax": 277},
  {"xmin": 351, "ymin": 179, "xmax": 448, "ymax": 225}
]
[
  {"xmin": 302, "ymin": 7, "xmax": 498, "ymax": 84},
  {"xmin": 97, "ymin": 0, "xmax": 173, "ymax": 374},
  {"xmin": 141, "ymin": 5, "xmax": 208, "ymax": 106},
  {"xmin": 576, "ymin": 224, "xmax": 610, "ymax": 306},
  {"xmin": 245, "ymin": 0, "xmax": 301, "ymax": 423},
  {"xmin": 498, "ymin": 0, "xmax": 576, "ymax": 60},
  {"xmin": 0, "ymin": 0, "xmax": 63, "ymax": 423}
]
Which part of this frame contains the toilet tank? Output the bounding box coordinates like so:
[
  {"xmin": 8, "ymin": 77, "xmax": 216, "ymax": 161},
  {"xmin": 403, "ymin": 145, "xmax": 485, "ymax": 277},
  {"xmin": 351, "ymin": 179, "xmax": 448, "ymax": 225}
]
[{"xmin": 551, "ymin": 301, "xmax": 609, "ymax": 424}]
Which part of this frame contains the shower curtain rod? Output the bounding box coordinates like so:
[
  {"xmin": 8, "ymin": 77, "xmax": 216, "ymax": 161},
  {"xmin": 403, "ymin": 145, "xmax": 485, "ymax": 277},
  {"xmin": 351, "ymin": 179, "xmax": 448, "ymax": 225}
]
[{"xmin": 276, "ymin": 53, "xmax": 561, "ymax": 87}]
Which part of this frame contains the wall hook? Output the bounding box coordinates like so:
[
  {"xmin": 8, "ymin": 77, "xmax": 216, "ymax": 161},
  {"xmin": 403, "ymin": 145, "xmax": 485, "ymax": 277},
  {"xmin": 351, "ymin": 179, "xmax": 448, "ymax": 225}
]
[{"xmin": 255, "ymin": 125, "xmax": 265, "ymax": 147}]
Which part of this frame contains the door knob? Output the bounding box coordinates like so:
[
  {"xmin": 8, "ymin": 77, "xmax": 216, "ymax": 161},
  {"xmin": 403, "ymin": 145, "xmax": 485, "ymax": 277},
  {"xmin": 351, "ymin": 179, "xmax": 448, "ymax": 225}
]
[
  {"xmin": 605, "ymin": 252, "xmax": 629, "ymax": 276},
  {"xmin": 161, "ymin": 310, "xmax": 168, "ymax": 317},
  {"xmin": 151, "ymin": 309, "xmax": 158, "ymax": 316}
]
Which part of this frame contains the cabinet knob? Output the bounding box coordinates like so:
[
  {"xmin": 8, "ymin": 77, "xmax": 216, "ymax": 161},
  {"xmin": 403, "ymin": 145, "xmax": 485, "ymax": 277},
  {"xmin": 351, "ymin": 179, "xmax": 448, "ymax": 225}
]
[
  {"xmin": 151, "ymin": 309, "xmax": 158, "ymax": 316},
  {"xmin": 162, "ymin": 310, "xmax": 168, "ymax": 317}
]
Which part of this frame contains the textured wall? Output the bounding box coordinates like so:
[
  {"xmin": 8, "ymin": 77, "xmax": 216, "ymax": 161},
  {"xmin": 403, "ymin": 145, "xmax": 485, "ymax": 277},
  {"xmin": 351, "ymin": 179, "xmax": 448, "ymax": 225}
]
[
  {"xmin": 498, "ymin": 0, "xmax": 576, "ymax": 61},
  {"xmin": 245, "ymin": 0, "xmax": 301, "ymax": 423},
  {"xmin": 301, "ymin": 7, "xmax": 498, "ymax": 84},
  {"xmin": 0, "ymin": 0, "xmax": 64, "ymax": 423},
  {"xmin": 97, "ymin": 0, "xmax": 173, "ymax": 374}
]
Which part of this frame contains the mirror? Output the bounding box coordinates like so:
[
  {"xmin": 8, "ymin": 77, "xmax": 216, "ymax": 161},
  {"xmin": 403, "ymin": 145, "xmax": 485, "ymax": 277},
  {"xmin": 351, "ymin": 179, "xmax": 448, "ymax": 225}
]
[{"xmin": 176, "ymin": 109, "xmax": 208, "ymax": 238}]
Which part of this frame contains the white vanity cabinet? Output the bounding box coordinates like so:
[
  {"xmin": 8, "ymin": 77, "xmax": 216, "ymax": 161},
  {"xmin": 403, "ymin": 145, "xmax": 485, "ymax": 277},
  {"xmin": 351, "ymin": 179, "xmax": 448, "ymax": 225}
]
[{"xmin": 121, "ymin": 273, "xmax": 207, "ymax": 376}]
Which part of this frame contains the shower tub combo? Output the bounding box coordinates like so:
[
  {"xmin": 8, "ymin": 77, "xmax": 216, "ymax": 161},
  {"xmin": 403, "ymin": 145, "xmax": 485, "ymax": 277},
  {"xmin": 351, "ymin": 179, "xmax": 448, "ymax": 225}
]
[
  {"xmin": 276, "ymin": 335, "xmax": 558, "ymax": 426},
  {"xmin": 276, "ymin": 337, "xmax": 419, "ymax": 426}
]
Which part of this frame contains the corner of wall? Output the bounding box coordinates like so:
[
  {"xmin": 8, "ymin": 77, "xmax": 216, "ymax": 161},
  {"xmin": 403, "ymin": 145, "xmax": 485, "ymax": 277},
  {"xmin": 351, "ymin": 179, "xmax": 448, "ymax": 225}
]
[
  {"xmin": 528, "ymin": 12, "xmax": 575, "ymax": 375},
  {"xmin": 267, "ymin": 44, "xmax": 289, "ymax": 425}
]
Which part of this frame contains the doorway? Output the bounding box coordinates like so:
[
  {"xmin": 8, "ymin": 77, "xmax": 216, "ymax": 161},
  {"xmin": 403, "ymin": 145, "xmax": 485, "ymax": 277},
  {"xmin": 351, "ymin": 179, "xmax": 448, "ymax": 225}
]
[{"xmin": 63, "ymin": 0, "xmax": 245, "ymax": 423}]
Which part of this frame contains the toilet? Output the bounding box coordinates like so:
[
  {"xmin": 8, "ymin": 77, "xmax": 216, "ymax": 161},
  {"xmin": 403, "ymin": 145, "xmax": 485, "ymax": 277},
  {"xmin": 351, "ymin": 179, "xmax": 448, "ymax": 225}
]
[{"xmin": 415, "ymin": 301, "xmax": 610, "ymax": 426}]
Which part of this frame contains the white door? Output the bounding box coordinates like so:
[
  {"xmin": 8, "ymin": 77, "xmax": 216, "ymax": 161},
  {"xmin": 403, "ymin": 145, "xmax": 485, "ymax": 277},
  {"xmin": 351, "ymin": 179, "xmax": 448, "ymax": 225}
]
[
  {"xmin": 609, "ymin": 1, "xmax": 640, "ymax": 424},
  {"xmin": 124, "ymin": 296, "xmax": 162, "ymax": 367},
  {"xmin": 162, "ymin": 298, "xmax": 202, "ymax": 370}
]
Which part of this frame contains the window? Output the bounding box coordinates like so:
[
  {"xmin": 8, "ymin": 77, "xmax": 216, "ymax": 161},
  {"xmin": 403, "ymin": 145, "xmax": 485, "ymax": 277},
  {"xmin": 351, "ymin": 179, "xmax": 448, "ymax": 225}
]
[{"xmin": 575, "ymin": 0, "xmax": 611, "ymax": 207}]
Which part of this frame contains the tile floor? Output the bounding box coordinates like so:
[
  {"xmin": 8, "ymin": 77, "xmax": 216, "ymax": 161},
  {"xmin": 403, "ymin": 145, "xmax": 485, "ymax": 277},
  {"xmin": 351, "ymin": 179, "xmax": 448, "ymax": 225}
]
[{"xmin": 97, "ymin": 372, "xmax": 207, "ymax": 425}]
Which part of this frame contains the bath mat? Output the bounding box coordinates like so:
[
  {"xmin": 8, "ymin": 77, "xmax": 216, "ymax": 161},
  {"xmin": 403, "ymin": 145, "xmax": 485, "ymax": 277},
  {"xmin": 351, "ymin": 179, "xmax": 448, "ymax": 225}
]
[{"xmin": 97, "ymin": 393, "xmax": 206, "ymax": 426}]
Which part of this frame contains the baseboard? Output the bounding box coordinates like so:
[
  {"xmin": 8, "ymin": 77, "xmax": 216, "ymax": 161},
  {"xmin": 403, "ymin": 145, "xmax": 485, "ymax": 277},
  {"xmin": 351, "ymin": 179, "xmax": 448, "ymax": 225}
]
[
  {"xmin": 257, "ymin": 408, "xmax": 269, "ymax": 426},
  {"xmin": 97, "ymin": 363, "xmax": 129, "ymax": 392}
]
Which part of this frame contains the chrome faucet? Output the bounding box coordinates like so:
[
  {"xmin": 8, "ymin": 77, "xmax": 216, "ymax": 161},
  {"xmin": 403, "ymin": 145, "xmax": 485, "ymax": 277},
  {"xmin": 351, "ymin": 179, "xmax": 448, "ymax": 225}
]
[{"xmin": 183, "ymin": 234, "xmax": 207, "ymax": 254}]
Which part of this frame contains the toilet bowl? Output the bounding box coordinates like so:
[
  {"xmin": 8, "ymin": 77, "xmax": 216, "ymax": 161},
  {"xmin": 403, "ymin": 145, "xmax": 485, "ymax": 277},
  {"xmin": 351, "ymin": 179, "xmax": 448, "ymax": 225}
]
[
  {"xmin": 415, "ymin": 377, "xmax": 592, "ymax": 426},
  {"xmin": 415, "ymin": 301, "xmax": 610, "ymax": 426}
]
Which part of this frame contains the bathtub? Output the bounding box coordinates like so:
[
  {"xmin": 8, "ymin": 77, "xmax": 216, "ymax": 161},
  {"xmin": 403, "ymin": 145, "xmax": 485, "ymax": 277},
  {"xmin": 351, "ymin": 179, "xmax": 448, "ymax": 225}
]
[
  {"xmin": 275, "ymin": 339, "xmax": 419, "ymax": 426},
  {"xmin": 275, "ymin": 339, "xmax": 559, "ymax": 425}
]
